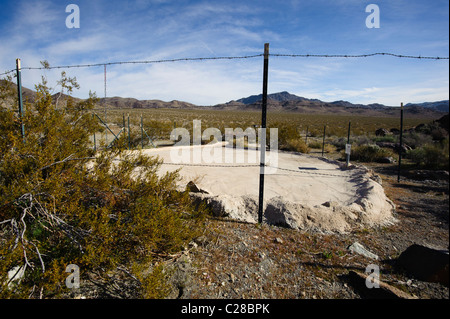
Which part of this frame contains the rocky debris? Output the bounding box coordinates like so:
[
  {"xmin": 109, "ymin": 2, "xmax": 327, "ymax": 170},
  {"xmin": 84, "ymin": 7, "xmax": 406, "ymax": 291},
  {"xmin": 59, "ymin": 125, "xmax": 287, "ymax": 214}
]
[
  {"xmin": 396, "ymin": 244, "xmax": 449, "ymax": 287},
  {"xmin": 377, "ymin": 156, "xmax": 396, "ymax": 164},
  {"xmin": 190, "ymin": 193, "xmax": 258, "ymax": 223},
  {"xmin": 435, "ymin": 113, "xmax": 449, "ymax": 132},
  {"xmin": 273, "ymin": 237, "xmax": 284, "ymax": 244},
  {"xmin": 347, "ymin": 242, "xmax": 379, "ymax": 260},
  {"xmin": 375, "ymin": 128, "xmax": 390, "ymax": 136},
  {"xmin": 407, "ymin": 170, "xmax": 450, "ymax": 181},
  {"xmin": 166, "ymin": 253, "xmax": 196, "ymax": 299},
  {"xmin": 390, "ymin": 128, "xmax": 400, "ymax": 135},
  {"xmin": 375, "ymin": 142, "xmax": 412, "ymax": 153},
  {"xmin": 345, "ymin": 271, "xmax": 417, "ymax": 299},
  {"xmin": 186, "ymin": 181, "xmax": 208, "ymax": 194},
  {"xmin": 7, "ymin": 266, "xmax": 25, "ymax": 288}
]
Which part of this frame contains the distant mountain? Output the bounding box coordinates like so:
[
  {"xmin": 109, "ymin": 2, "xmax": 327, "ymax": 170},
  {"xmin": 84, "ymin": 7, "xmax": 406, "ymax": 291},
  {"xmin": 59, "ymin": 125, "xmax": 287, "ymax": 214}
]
[
  {"xmin": 215, "ymin": 91, "xmax": 447, "ymax": 118},
  {"xmin": 235, "ymin": 91, "xmax": 318, "ymax": 104},
  {"xmin": 98, "ymin": 97, "xmax": 197, "ymax": 109},
  {"xmin": 405, "ymin": 100, "xmax": 449, "ymax": 112},
  {"xmin": 1, "ymin": 81, "xmax": 447, "ymax": 119}
]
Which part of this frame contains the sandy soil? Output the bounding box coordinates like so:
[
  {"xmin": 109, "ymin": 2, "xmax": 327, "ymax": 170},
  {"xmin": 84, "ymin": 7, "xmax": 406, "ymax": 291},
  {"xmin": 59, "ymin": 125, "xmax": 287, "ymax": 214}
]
[
  {"xmin": 69, "ymin": 152, "xmax": 449, "ymax": 300},
  {"xmin": 142, "ymin": 143, "xmax": 396, "ymax": 233}
]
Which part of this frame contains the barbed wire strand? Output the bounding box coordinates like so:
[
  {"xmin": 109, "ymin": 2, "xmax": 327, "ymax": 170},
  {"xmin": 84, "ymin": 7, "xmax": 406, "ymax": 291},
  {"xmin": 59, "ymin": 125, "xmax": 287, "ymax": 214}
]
[
  {"xmin": 1, "ymin": 51, "xmax": 448, "ymax": 77},
  {"xmin": 160, "ymin": 162, "xmax": 350, "ymax": 178},
  {"xmin": 271, "ymin": 52, "xmax": 449, "ymax": 59}
]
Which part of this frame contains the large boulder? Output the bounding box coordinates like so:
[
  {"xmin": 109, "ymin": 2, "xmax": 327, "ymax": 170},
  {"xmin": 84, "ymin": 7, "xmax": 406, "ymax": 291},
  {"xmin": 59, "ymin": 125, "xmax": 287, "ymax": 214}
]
[
  {"xmin": 396, "ymin": 244, "xmax": 449, "ymax": 287},
  {"xmin": 435, "ymin": 114, "xmax": 449, "ymax": 132}
]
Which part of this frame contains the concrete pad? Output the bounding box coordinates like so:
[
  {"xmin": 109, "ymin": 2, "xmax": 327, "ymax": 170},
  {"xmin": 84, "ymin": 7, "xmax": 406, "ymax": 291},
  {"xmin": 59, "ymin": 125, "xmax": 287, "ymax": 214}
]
[{"xmin": 141, "ymin": 142, "xmax": 396, "ymax": 234}]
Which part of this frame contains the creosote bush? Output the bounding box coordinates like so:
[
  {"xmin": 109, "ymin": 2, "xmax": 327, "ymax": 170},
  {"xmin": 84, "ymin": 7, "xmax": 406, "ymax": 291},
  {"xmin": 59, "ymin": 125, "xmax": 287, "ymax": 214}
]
[
  {"xmin": 406, "ymin": 140, "xmax": 449, "ymax": 170},
  {"xmin": 348, "ymin": 144, "xmax": 393, "ymax": 163},
  {"xmin": 0, "ymin": 73, "xmax": 205, "ymax": 298}
]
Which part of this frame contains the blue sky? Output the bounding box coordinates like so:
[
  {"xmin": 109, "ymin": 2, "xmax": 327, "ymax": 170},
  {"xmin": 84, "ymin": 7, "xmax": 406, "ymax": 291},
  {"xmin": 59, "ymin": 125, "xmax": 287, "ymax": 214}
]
[{"xmin": 0, "ymin": 0, "xmax": 448, "ymax": 106}]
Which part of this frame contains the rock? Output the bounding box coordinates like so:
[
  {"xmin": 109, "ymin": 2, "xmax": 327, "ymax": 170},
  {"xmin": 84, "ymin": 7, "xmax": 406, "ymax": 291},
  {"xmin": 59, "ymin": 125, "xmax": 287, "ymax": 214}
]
[
  {"xmin": 346, "ymin": 271, "xmax": 417, "ymax": 299},
  {"xmin": 390, "ymin": 128, "xmax": 400, "ymax": 135},
  {"xmin": 190, "ymin": 193, "xmax": 258, "ymax": 223},
  {"xmin": 396, "ymin": 244, "xmax": 449, "ymax": 287},
  {"xmin": 321, "ymin": 201, "xmax": 339, "ymax": 208},
  {"xmin": 274, "ymin": 237, "xmax": 284, "ymax": 244},
  {"xmin": 375, "ymin": 128, "xmax": 390, "ymax": 136},
  {"xmin": 7, "ymin": 266, "xmax": 25, "ymax": 288},
  {"xmin": 193, "ymin": 235, "xmax": 208, "ymax": 246},
  {"xmin": 186, "ymin": 181, "xmax": 208, "ymax": 194},
  {"xmin": 375, "ymin": 142, "xmax": 411, "ymax": 153},
  {"xmin": 377, "ymin": 156, "xmax": 396, "ymax": 164},
  {"xmin": 348, "ymin": 242, "xmax": 379, "ymax": 260}
]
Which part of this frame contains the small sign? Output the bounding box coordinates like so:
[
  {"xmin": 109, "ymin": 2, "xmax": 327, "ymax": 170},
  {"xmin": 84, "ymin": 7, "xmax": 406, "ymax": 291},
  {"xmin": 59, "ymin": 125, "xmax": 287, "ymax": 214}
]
[{"xmin": 345, "ymin": 144, "xmax": 352, "ymax": 154}]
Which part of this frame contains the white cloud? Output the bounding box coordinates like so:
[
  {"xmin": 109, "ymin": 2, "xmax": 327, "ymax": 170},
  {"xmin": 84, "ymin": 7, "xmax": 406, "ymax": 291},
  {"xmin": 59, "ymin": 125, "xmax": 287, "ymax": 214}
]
[{"xmin": 45, "ymin": 35, "xmax": 112, "ymax": 57}]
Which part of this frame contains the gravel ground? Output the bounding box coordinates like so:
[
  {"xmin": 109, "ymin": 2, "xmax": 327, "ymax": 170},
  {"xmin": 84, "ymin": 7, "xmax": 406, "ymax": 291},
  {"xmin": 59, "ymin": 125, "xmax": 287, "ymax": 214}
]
[
  {"xmin": 166, "ymin": 162, "xmax": 449, "ymax": 300},
  {"xmin": 67, "ymin": 161, "xmax": 448, "ymax": 300}
]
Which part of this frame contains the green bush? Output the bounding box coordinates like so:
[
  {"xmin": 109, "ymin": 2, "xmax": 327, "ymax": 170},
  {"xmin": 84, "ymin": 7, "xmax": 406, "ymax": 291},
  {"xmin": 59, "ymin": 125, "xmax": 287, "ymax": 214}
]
[
  {"xmin": 269, "ymin": 122, "xmax": 309, "ymax": 153},
  {"xmin": 0, "ymin": 73, "xmax": 205, "ymax": 298},
  {"xmin": 284, "ymin": 138, "xmax": 310, "ymax": 153},
  {"xmin": 350, "ymin": 144, "xmax": 393, "ymax": 162},
  {"xmin": 308, "ymin": 141, "xmax": 322, "ymax": 149},
  {"xmin": 407, "ymin": 141, "xmax": 449, "ymax": 169}
]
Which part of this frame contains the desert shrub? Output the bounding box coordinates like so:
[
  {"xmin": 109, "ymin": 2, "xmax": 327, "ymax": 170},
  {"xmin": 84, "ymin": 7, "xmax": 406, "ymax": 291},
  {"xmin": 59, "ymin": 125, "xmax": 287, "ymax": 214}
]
[
  {"xmin": 284, "ymin": 138, "xmax": 310, "ymax": 153},
  {"xmin": 308, "ymin": 141, "xmax": 322, "ymax": 149},
  {"xmin": 372, "ymin": 135, "xmax": 397, "ymax": 143},
  {"xmin": 354, "ymin": 135, "xmax": 375, "ymax": 146},
  {"xmin": 431, "ymin": 128, "xmax": 448, "ymax": 141},
  {"xmin": 323, "ymin": 144, "xmax": 337, "ymax": 153},
  {"xmin": 402, "ymin": 131, "xmax": 433, "ymax": 149},
  {"xmin": 407, "ymin": 141, "xmax": 449, "ymax": 169},
  {"xmin": 331, "ymin": 137, "xmax": 347, "ymax": 151},
  {"xmin": 269, "ymin": 122, "xmax": 308, "ymax": 153},
  {"xmin": 350, "ymin": 144, "xmax": 393, "ymax": 162},
  {"xmin": 143, "ymin": 119, "xmax": 173, "ymax": 141},
  {"xmin": 0, "ymin": 74, "xmax": 205, "ymax": 298}
]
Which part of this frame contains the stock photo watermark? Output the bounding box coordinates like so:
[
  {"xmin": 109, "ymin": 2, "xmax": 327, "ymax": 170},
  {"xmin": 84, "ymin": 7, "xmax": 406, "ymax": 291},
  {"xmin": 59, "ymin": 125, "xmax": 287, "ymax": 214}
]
[
  {"xmin": 65, "ymin": 264, "xmax": 80, "ymax": 289},
  {"xmin": 66, "ymin": 4, "xmax": 80, "ymax": 29},
  {"xmin": 366, "ymin": 4, "xmax": 380, "ymax": 28},
  {"xmin": 365, "ymin": 264, "xmax": 380, "ymax": 289},
  {"xmin": 169, "ymin": 120, "xmax": 279, "ymax": 173}
]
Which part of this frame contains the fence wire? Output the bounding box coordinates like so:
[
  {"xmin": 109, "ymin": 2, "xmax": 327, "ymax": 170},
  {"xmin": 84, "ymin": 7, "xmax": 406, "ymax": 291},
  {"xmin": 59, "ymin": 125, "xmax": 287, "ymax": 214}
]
[{"xmin": 1, "ymin": 51, "xmax": 448, "ymax": 77}]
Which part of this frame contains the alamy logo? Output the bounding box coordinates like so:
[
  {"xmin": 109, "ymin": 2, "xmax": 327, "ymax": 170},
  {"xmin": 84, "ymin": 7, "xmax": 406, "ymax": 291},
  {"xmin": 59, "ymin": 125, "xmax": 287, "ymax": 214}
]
[
  {"xmin": 170, "ymin": 120, "xmax": 278, "ymax": 174},
  {"xmin": 65, "ymin": 264, "xmax": 80, "ymax": 289},
  {"xmin": 365, "ymin": 264, "xmax": 380, "ymax": 288},
  {"xmin": 65, "ymin": 4, "xmax": 80, "ymax": 29},
  {"xmin": 366, "ymin": 4, "xmax": 380, "ymax": 29}
]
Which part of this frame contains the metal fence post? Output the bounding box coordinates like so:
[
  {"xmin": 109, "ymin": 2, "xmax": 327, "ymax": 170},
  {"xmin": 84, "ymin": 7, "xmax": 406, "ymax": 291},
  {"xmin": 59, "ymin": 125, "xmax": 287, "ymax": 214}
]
[
  {"xmin": 305, "ymin": 126, "xmax": 309, "ymax": 144},
  {"xmin": 92, "ymin": 113, "xmax": 96, "ymax": 152},
  {"xmin": 127, "ymin": 113, "xmax": 131, "ymax": 150},
  {"xmin": 141, "ymin": 113, "xmax": 144, "ymax": 149},
  {"xmin": 397, "ymin": 103, "xmax": 404, "ymax": 182},
  {"xmin": 322, "ymin": 125, "xmax": 326, "ymax": 157},
  {"xmin": 258, "ymin": 43, "xmax": 269, "ymax": 225},
  {"xmin": 346, "ymin": 121, "xmax": 351, "ymax": 167},
  {"xmin": 16, "ymin": 58, "xmax": 25, "ymax": 142}
]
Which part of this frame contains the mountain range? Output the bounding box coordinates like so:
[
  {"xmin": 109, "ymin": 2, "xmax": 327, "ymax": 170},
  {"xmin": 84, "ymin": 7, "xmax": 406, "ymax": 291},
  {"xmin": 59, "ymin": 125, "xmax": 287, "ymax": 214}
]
[
  {"xmin": 1, "ymin": 80, "xmax": 447, "ymax": 117},
  {"xmin": 212, "ymin": 91, "xmax": 448, "ymax": 117}
]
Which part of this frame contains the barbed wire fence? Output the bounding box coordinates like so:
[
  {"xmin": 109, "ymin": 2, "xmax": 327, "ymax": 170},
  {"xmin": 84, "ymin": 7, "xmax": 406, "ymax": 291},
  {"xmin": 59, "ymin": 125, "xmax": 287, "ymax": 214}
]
[
  {"xmin": 1, "ymin": 52, "xmax": 448, "ymax": 77},
  {"xmin": 2, "ymin": 46, "xmax": 449, "ymax": 222}
]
